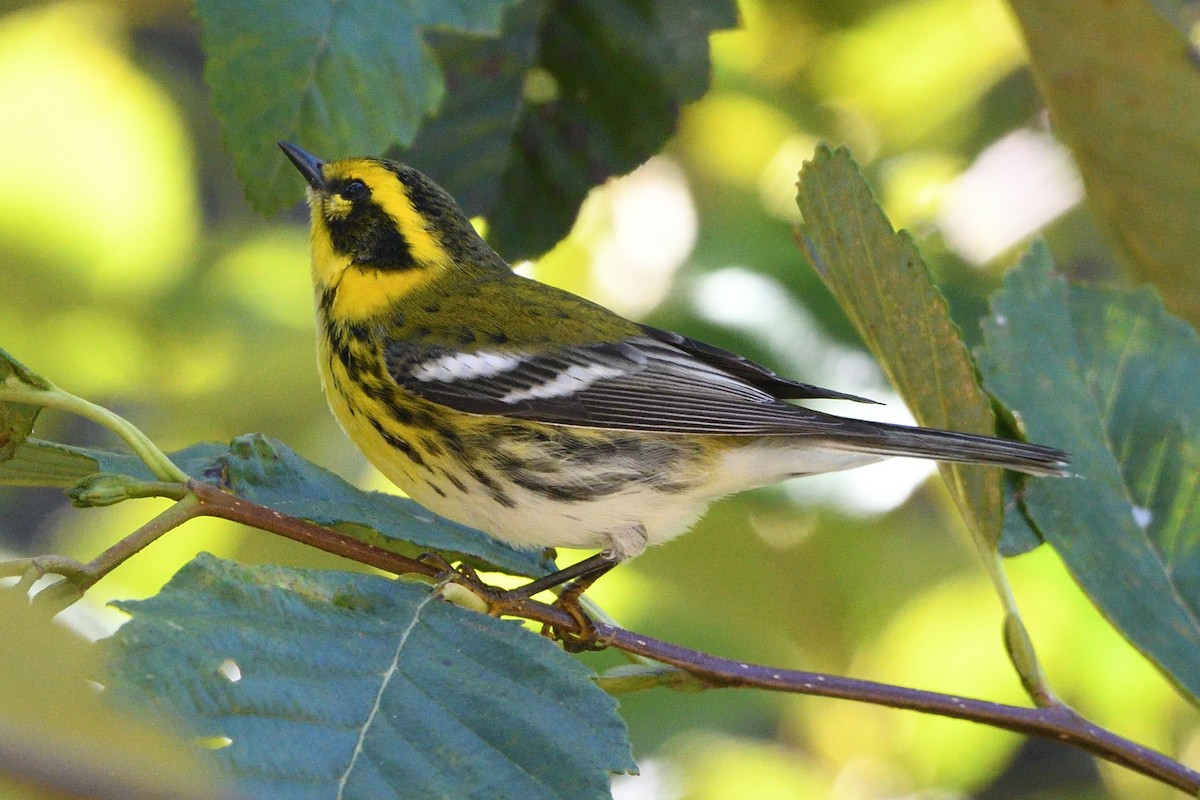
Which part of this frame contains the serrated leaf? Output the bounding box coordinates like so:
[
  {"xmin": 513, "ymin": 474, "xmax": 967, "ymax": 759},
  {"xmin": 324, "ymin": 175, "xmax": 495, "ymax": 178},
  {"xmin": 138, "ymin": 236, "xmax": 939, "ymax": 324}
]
[
  {"xmin": 103, "ymin": 554, "xmax": 634, "ymax": 800},
  {"xmin": 212, "ymin": 434, "xmax": 553, "ymax": 578},
  {"xmin": 979, "ymin": 242, "xmax": 1200, "ymax": 702},
  {"xmin": 1009, "ymin": 0, "xmax": 1200, "ymax": 327},
  {"xmin": 196, "ymin": 0, "xmax": 519, "ymax": 212},
  {"xmin": 398, "ymin": 0, "xmax": 738, "ymax": 259},
  {"xmin": 796, "ymin": 145, "xmax": 1004, "ymax": 545},
  {"xmin": 394, "ymin": 0, "xmax": 545, "ymax": 219},
  {"xmin": 0, "ymin": 348, "xmax": 52, "ymax": 462}
]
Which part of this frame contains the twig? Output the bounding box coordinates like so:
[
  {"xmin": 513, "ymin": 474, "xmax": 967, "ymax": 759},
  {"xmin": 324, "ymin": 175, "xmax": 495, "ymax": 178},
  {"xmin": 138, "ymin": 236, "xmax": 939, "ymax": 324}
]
[
  {"xmin": 186, "ymin": 480, "xmax": 441, "ymax": 580},
  {"xmin": 597, "ymin": 625, "xmax": 1200, "ymax": 794}
]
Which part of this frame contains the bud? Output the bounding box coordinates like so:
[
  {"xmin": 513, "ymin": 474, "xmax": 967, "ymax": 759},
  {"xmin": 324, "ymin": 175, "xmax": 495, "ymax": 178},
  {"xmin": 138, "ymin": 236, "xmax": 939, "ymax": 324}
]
[{"xmin": 67, "ymin": 472, "xmax": 142, "ymax": 507}]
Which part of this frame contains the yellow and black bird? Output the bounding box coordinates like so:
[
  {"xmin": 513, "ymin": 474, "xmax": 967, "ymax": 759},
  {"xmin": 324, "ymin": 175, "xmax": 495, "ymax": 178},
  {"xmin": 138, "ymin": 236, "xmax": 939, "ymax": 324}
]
[{"xmin": 279, "ymin": 141, "xmax": 1067, "ymax": 607}]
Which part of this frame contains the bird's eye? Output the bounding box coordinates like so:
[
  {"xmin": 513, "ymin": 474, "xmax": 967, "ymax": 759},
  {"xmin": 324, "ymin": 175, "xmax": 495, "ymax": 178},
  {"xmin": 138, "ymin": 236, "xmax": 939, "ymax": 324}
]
[{"xmin": 341, "ymin": 180, "xmax": 368, "ymax": 201}]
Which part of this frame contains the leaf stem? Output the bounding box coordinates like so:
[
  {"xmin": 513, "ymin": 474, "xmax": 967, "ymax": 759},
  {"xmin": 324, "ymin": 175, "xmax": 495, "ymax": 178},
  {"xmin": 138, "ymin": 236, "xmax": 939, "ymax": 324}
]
[
  {"xmin": 0, "ymin": 386, "xmax": 187, "ymax": 483},
  {"xmin": 979, "ymin": 544, "xmax": 1059, "ymax": 706}
]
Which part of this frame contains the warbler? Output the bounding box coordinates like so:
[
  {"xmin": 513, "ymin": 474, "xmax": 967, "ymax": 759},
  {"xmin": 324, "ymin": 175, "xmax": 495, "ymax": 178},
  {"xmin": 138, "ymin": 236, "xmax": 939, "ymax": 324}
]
[{"xmin": 279, "ymin": 141, "xmax": 1067, "ymax": 600}]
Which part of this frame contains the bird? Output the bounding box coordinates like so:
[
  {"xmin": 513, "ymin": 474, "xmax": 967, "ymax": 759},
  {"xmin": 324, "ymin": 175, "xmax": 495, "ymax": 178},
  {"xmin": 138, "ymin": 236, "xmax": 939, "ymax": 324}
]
[{"xmin": 278, "ymin": 141, "xmax": 1067, "ymax": 630}]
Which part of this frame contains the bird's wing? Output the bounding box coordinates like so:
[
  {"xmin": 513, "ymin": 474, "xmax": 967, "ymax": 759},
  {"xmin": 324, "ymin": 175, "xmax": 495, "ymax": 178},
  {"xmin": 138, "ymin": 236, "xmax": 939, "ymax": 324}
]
[
  {"xmin": 636, "ymin": 324, "xmax": 878, "ymax": 404},
  {"xmin": 384, "ymin": 334, "xmax": 865, "ymax": 435}
]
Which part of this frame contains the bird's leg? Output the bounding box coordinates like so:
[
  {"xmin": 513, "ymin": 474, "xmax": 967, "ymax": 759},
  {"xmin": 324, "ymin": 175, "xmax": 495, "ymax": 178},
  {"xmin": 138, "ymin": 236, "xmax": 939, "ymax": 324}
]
[
  {"xmin": 542, "ymin": 559, "xmax": 619, "ymax": 652},
  {"xmin": 419, "ymin": 550, "xmax": 618, "ymax": 646},
  {"xmin": 503, "ymin": 525, "xmax": 646, "ymax": 650},
  {"xmin": 468, "ymin": 552, "xmax": 617, "ymax": 649},
  {"xmin": 501, "ymin": 551, "xmax": 619, "ymax": 600},
  {"xmin": 495, "ymin": 553, "xmax": 619, "ymax": 651}
]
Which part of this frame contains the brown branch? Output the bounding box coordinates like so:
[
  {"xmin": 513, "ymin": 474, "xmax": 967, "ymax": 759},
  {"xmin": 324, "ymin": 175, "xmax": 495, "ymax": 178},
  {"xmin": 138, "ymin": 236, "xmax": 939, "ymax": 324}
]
[
  {"xmin": 596, "ymin": 625, "xmax": 1200, "ymax": 794},
  {"xmin": 73, "ymin": 480, "xmax": 1200, "ymax": 796},
  {"xmin": 187, "ymin": 480, "xmax": 441, "ymax": 581}
]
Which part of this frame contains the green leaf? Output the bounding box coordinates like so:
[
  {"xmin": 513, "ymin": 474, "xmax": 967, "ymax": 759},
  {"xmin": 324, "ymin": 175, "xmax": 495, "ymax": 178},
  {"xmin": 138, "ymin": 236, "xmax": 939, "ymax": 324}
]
[
  {"xmin": 979, "ymin": 242, "xmax": 1200, "ymax": 702},
  {"xmin": 196, "ymin": 0, "xmax": 520, "ymax": 212},
  {"xmin": 0, "ymin": 348, "xmax": 51, "ymax": 463},
  {"xmin": 0, "ymin": 439, "xmax": 102, "ymax": 486},
  {"xmin": 0, "ymin": 439, "xmax": 223, "ymax": 488},
  {"xmin": 1008, "ymin": 0, "xmax": 1200, "ymax": 327},
  {"xmin": 103, "ymin": 554, "xmax": 634, "ymax": 800},
  {"xmin": 997, "ymin": 475, "xmax": 1043, "ymax": 557},
  {"xmin": 0, "ymin": 434, "xmax": 551, "ymax": 578},
  {"xmin": 394, "ymin": 0, "xmax": 545, "ymax": 222},
  {"xmin": 796, "ymin": 145, "xmax": 1005, "ymax": 546},
  {"xmin": 399, "ymin": 0, "xmax": 738, "ymax": 259},
  {"xmin": 211, "ymin": 434, "xmax": 554, "ymax": 578}
]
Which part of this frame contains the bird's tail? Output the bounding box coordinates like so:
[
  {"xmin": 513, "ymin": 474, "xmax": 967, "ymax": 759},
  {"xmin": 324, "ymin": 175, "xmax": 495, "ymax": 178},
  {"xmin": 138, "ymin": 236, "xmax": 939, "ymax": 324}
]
[{"xmin": 827, "ymin": 420, "xmax": 1069, "ymax": 477}]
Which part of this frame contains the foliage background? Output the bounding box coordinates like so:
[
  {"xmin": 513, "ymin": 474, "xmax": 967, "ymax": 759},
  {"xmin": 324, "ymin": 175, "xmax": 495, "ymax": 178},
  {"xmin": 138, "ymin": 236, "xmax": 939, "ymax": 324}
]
[{"xmin": 0, "ymin": 0, "xmax": 1195, "ymax": 798}]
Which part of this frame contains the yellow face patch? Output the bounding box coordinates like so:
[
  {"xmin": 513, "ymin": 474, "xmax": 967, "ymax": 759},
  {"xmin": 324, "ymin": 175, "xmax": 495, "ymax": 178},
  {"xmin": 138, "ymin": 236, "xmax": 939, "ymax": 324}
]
[
  {"xmin": 328, "ymin": 266, "xmax": 436, "ymax": 320},
  {"xmin": 304, "ymin": 158, "xmax": 453, "ymax": 321},
  {"xmin": 322, "ymin": 160, "xmax": 449, "ymax": 270},
  {"xmin": 320, "ymin": 192, "xmax": 354, "ymax": 220}
]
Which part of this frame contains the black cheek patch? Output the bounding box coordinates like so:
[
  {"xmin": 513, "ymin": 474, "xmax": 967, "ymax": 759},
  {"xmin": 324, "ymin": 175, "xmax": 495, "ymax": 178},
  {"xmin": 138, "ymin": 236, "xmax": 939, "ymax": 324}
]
[
  {"xmin": 358, "ymin": 217, "xmax": 417, "ymax": 270},
  {"xmin": 327, "ymin": 199, "xmax": 418, "ymax": 271}
]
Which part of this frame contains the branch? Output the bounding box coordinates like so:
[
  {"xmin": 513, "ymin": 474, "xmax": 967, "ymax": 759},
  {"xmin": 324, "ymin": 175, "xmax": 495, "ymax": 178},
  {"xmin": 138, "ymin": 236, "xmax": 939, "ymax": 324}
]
[
  {"xmin": 186, "ymin": 480, "xmax": 441, "ymax": 581},
  {"xmin": 175, "ymin": 483, "xmax": 1200, "ymax": 795},
  {"xmin": 598, "ymin": 625, "xmax": 1200, "ymax": 794}
]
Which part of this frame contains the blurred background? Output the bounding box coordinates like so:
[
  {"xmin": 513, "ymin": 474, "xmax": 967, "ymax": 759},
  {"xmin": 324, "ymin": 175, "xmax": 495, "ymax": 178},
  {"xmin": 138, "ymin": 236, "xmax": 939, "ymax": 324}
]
[{"xmin": 0, "ymin": 0, "xmax": 1191, "ymax": 798}]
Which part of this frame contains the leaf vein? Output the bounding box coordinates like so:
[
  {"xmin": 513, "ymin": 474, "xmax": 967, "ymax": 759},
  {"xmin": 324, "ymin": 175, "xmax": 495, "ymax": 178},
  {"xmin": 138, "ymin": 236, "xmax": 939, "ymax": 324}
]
[{"xmin": 335, "ymin": 584, "xmax": 439, "ymax": 799}]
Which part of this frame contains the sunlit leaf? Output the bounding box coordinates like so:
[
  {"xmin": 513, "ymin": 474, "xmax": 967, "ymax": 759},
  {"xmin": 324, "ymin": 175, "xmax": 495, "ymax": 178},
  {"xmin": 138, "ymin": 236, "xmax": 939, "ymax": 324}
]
[
  {"xmin": 979, "ymin": 242, "xmax": 1200, "ymax": 702},
  {"xmin": 196, "ymin": 0, "xmax": 519, "ymax": 212},
  {"xmin": 104, "ymin": 554, "xmax": 634, "ymax": 800},
  {"xmin": 796, "ymin": 144, "xmax": 1004, "ymax": 545},
  {"xmin": 1009, "ymin": 0, "xmax": 1200, "ymax": 327},
  {"xmin": 0, "ymin": 439, "xmax": 223, "ymax": 489}
]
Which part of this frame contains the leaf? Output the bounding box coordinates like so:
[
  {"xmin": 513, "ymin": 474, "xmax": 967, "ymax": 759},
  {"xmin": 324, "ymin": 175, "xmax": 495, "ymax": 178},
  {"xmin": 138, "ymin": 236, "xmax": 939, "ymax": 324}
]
[
  {"xmin": 796, "ymin": 145, "xmax": 1005, "ymax": 545},
  {"xmin": 0, "ymin": 348, "xmax": 52, "ymax": 463},
  {"xmin": 0, "ymin": 434, "xmax": 551, "ymax": 578},
  {"xmin": 0, "ymin": 588, "xmax": 228, "ymax": 800},
  {"xmin": 396, "ymin": 0, "xmax": 738, "ymax": 259},
  {"xmin": 1008, "ymin": 0, "xmax": 1200, "ymax": 327},
  {"xmin": 395, "ymin": 0, "xmax": 546, "ymax": 222},
  {"xmin": 103, "ymin": 554, "xmax": 634, "ymax": 800},
  {"xmin": 997, "ymin": 475, "xmax": 1043, "ymax": 556},
  {"xmin": 978, "ymin": 242, "xmax": 1200, "ymax": 702},
  {"xmin": 195, "ymin": 0, "xmax": 520, "ymax": 212},
  {"xmin": 0, "ymin": 439, "xmax": 224, "ymax": 488},
  {"xmin": 199, "ymin": 0, "xmax": 735, "ymax": 255},
  {"xmin": 211, "ymin": 434, "xmax": 555, "ymax": 578}
]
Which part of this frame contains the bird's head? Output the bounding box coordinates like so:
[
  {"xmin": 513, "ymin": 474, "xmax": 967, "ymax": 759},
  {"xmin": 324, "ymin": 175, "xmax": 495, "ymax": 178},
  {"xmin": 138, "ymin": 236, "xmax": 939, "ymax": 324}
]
[{"xmin": 279, "ymin": 142, "xmax": 501, "ymax": 320}]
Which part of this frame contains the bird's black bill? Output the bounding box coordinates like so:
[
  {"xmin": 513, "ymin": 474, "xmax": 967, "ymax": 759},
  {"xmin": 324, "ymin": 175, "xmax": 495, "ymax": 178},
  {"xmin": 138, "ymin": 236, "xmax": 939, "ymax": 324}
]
[{"xmin": 278, "ymin": 141, "xmax": 326, "ymax": 190}]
